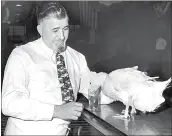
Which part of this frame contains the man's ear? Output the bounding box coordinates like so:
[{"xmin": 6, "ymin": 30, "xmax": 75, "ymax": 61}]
[{"xmin": 37, "ymin": 24, "xmax": 42, "ymax": 36}]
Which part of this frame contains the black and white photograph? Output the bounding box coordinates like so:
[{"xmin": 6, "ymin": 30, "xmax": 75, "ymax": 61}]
[{"xmin": 1, "ymin": 1, "xmax": 172, "ymax": 135}]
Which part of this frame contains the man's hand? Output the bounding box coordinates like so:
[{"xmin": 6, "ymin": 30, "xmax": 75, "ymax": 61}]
[{"xmin": 53, "ymin": 102, "xmax": 84, "ymax": 121}]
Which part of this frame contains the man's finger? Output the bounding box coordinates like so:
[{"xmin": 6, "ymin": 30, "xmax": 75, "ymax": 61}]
[
  {"xmin": 74, "ymin": 106, "xmax": 84, "ymax": 112},
  {"xmin": 73, "ymin": 111, "xmax": 82, "ymax": 117},
  {"xmin": 71, "ymin": 115, "xmax": 78, "ymax": 120},
  {"xmin": 74, "ymin": 102, "xmax": 83, "ymax": 107}
]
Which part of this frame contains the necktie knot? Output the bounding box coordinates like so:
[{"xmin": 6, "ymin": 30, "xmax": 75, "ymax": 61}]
[{"xmin": 56, "ymin": 52, "xmax": 64, "ymax": 63}]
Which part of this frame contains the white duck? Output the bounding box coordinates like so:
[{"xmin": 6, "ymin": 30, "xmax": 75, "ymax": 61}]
[{"xmin": 102, "ymin": 66, "xmax": 171, "ymax": 119}]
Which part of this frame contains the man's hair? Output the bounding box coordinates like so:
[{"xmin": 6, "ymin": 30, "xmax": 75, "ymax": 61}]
[{"xmin": 37, "ymin": 2, "xmax": 68, "ymax": 24}]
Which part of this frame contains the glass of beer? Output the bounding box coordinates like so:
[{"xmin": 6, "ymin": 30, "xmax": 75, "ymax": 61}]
[{"xmin": 88, "ymin": 86, "xmax": 101, "ymax": 112}]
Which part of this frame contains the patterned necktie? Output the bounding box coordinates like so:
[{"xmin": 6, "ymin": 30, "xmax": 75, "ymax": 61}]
[{"xmin": 56, "ymin": 52, "xmax": 75, "ymax": 103}]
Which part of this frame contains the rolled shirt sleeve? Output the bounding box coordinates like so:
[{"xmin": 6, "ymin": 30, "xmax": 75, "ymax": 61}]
[
  {"xmin": 78, "ymin": 54, "xmax": 114, "ymax": 104},
  {"xmin": 2, "ymin": 49, "xmax": 54, "ymax": 121},
  {"xmin": 78, "ymin": 54, "xmax": 90, "ymax": 99}
]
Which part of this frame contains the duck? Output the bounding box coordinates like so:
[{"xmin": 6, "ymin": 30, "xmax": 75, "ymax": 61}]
[{"xmin": 102, "ymin": 66, "xmax": 171, "ymax": 119}]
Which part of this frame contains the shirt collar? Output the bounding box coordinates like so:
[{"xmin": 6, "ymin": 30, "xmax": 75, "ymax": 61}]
[
  {"xmin": 38, "ymin": 37, "xmax": 67, "ymax": 59},
  {"xmin": 39, "ymin": 37, "xmax": 54, "ymax": 57}
]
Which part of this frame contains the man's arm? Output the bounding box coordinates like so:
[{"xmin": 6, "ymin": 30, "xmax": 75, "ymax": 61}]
[{"xmin": 78, "ymin": 54, "xmax": 114, "ymax": 104}]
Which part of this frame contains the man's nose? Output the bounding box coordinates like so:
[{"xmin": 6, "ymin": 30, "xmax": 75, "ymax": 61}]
[{"xmin": 58, "ymin": 30, "xmax": 65, "ymax": 40}]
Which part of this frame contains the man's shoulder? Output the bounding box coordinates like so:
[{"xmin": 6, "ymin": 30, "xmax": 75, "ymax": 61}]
[
  {"xmin": 11, "ymin": 39, "xmax": 39, "ymax": 58},
  {"xmin": 67, "ymin": 46, "xmax": 85, "ymax": 58}
]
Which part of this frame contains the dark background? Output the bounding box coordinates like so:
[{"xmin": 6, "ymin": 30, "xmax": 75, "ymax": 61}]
[
  {"xmin": 1, "ymin": 1, "xmax": 172, "ymax": 135},
  {"xmin": 2, "ymin": 1, "xmax": 171, "ymax": 79}
]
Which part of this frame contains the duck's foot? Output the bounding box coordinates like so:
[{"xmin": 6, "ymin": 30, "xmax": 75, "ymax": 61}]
[
  {"xmin": 112, "ymin": 113, "xmax": 130, "ymax": 120},
  {"xmin": 130, "ymin": 107, "xmax": 136, "ymax": 117}
]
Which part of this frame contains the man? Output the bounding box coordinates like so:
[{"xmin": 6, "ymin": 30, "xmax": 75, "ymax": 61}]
[{"xmin": 2, "ymin": 2, "xmax": 111, "ymax": 135}]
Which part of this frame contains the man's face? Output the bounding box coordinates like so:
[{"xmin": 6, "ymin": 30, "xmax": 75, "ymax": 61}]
[{"xmin": 38, "ymin": 16, "xmax": 69, "ymax": 53}]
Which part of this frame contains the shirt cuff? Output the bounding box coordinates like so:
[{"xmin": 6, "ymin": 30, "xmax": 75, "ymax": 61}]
[{"xmin": 36, "ymin": 103, "xmax": 54, "ymax": 121}]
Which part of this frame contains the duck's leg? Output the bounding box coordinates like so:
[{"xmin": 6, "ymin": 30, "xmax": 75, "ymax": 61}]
[
  {"xmin": 131, "ymin": 103, "xmax": 136, "ymax": 114},
  {"xmin": 113, "ymin": 104, "xmax": 130, "ymax": 119},
  {"xmin": 121, "ymin": 102, "xmax": 136, "ymax": 115},
  {"xmin": 124, "ymin": 104, "xmax": 130, "ymax": 118},
  {"xmin": 130, "ymin": 101, "xmax": 136, "ymax": 120}
]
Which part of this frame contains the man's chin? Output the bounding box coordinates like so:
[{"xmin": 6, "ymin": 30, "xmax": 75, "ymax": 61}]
[{"xmin": 57, "ymin": 46, "xmax": 67, "ymax": 53}]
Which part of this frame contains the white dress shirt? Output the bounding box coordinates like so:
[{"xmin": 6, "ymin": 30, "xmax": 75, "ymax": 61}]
[{"xmin": 2, "ymin": 38, "xmax": 113, "ymax": 135}]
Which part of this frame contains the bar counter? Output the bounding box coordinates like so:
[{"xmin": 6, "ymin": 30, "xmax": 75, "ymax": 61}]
[{"xmin": 74, "ymin": 94, "xmax": 172, "ymax": 135}]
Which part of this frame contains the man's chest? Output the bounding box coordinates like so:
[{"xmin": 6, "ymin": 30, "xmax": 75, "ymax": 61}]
[{"xmin": 26, "ymin": 60, "xmax": 80, "ymax": 105}]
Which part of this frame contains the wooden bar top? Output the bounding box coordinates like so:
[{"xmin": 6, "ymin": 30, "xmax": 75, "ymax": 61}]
[{"xmin": 78, "ymin": 94, "xmax": 172, "ymax": 135}]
